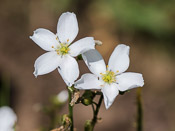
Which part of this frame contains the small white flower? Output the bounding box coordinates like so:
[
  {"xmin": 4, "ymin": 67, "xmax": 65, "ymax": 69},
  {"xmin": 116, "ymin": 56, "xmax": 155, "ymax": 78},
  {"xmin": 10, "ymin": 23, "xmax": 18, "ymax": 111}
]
[
  {"xmin": 0, "ymin": 106, "xmax": 17, "ymax": 131},
  {"xmin": 57, "ymin": 90, "xmax": 69, "ymax": 103},
  {"xmin": 74, "ymin": 44, "xmax": 144, "ymax": 109},
  {"xmin": 30, "ymin": 12, "xmax": 95, "ymax": 86}
]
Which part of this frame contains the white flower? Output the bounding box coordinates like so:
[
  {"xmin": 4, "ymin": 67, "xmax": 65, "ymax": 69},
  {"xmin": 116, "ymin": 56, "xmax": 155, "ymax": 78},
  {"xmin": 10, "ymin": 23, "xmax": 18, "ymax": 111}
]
[
  {"xmin": 74, "ymin": 44, "xmax": 144, "ymax": 109},
  {"xmin": 30, "ymin": 12, "xmax": 95, "ymax": 86},
  {"xmin": 57, "ymin": 90, "xmax": 69, "ymax": 103},
  {"xmin": 0, "ymin": 106, "xmax": 17, "ymax": 131}
]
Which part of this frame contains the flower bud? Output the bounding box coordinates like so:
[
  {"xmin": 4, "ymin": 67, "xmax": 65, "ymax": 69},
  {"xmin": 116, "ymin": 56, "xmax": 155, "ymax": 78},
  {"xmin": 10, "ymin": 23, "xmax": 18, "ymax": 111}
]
[
  {"xmin": 81, "ymin": 90, "xmax": 95, "ymax": 106},
  {"xmin": 84, "ymin": 120, "xmax": 93, "ymax": 131},
  {"xmin": 62, "ymin": 114, "xmax": 71, "ymax": 127},
  {"xmin": 82, "ymin": 98, "xmax": 93, "ymax": 106}
]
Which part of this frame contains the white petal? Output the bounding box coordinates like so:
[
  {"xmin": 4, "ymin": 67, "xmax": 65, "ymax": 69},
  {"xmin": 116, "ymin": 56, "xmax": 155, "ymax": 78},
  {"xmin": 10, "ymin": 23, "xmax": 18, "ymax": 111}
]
[
  {"xmin": 58, "ymin": 55, "xmax": 79, "ymax": 86},
  {"xmin": 101, "ymin": 83, "xmax": 119, "ymax": 109},
  {"xmin": 34, "ymin": 52, "xmax": 61, "ymax": 77},
  {"xmin": 82, "ymin": 49, "xmax": 106, "ymax": 76},
  {"xmin": 74, "ymin": 73, "xmax": 102, "ymax": 90},
  {"xmin": 108, "ymin": 44, "xmax": 130, "ymax": 74},
  {"xmin": 30, "ymin": 28, "xmax": 58, "ymax": 51},
  {"xmin": 0, "ymin": 106, "xmax": 17, "ymax": 131},
  {"xmin": 57, "ymin": 12, "xmax": 78, "ymax": 44},
  {"xmin": 69, "ymin": 37, "xmax": 95, "ymax": 57},
  {"xmin": 116, "ymin": 72, "xmax": 144, "ymax": 92}
]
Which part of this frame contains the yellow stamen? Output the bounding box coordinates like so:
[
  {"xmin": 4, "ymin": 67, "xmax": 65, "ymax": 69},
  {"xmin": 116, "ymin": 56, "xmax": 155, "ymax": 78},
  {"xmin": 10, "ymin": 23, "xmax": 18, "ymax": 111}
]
[
  {"xmin": 101, "ymin": 70, "xmax": 116, "ymax": 84},
  {"xmin": 55, "ymin": 43, "xmax": 70, "ymax": 56}
]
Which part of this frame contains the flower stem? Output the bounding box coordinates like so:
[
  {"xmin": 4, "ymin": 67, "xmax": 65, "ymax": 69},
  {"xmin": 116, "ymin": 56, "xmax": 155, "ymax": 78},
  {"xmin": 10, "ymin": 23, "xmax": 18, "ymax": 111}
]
[
  {"xmin": 136, "ymin": 88, "xmax": 143, "ymax": 131},
  {"xmin": 91, "ymin": 94, "xmax": 103, "ymax": 130},
  {"xmin": 68, "ymin": 88, "xmax": 74, "ymax": 131}
]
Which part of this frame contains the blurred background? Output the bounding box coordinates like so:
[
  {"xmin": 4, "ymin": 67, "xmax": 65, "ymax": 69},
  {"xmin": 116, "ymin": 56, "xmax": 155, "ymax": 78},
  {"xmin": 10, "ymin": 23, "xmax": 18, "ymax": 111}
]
[{"xmin": 0, "ymin": 0, "xmax": 175, "ymax": 130}]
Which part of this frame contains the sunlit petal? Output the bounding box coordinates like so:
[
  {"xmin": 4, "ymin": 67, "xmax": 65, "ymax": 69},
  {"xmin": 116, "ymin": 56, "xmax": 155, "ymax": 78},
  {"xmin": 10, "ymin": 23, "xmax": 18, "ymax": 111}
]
[
  {"xmin": 58, "ymin": 55, "xmax": 79, "ymax": 86},
  {"xmin": 108, "ymin": 44, "xmax": 130, "ymax": 74},
  {"xmin": 57, "ymin": 12, "xmax": 78, "ymax": 44},
  {"xmin": 69, "ymin": 37, "xmax": 95, "ymax": 57},
  {"xmin": 116, "ymin": 72, "xmax": 144, "ymax": 91},
  {"xmin": 34, "ymin": 52, "xmax": 61, "ymax": 77},
  {"xmin": 74, "ymin": 73, "xmax": 102, "ymax": 90},
  {"xmin": 30, "ymin": 28, "xmax": 58, "ymax": 51},
  {"xmin": 101, "ymin": 83, "xmax": 119, "ymax": 109}
]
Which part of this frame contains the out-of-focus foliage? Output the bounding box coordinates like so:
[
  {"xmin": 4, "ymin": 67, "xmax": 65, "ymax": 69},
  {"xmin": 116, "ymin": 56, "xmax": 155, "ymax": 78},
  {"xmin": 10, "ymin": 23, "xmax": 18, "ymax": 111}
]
[
  {"xmin": 44, "ymin": 0, "xmax": 175, "ymax": 38},
  {"xmin": 0, "ymin": 73, "xmax": 10, "ymax": 107},
  {"xmin": 100, "ymin": 0, "xmax": 175, "ymax": 37},
  {"xmin": 43, "ymin": 0, "xmax": 71, "ymax": 13}
]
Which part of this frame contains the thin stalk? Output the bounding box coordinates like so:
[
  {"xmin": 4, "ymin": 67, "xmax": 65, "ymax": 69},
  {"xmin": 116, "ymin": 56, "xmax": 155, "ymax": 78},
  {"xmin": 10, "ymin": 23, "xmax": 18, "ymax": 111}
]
[
  {"xmin": 92, "ymin": 102, "xmax": 98, "ymax": 106},
  {"xmin": 91, "ymin": 94, "xmax": 103, "ymax": 130},
  {"xmin": 136, "ymin": 88, "xmax": 143, "ymax": 131},
  {"xmin": 91, "ymin": 104, "xmax": 95, "ymax": 116},
  {"xmin": 68, "ymin": 88, "xmax": 74, "ymax": 131}
]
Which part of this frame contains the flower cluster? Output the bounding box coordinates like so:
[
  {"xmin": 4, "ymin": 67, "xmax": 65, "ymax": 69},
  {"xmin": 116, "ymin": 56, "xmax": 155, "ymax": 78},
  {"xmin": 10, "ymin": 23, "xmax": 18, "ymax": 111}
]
[{"xmin": 30, "ymin": 12, "xmax": 144, "ymax": 109}]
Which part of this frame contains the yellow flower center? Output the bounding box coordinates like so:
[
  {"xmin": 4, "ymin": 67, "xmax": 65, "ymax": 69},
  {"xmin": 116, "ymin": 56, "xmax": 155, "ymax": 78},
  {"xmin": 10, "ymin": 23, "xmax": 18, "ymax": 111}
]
[
  {"xmin": 52, "ymin": 37, "xmax": 70, "ymax": 56},
  {"xmin": 53, "ymin": 43, "xmax": 70, "ymax": 56},
  {"xmin": 59, "ymin": 43, "xmax": 70, "ymax": 55},
  {"xmin": 101, "ymin": 70, "xmax": 116, "ymax": 84}
]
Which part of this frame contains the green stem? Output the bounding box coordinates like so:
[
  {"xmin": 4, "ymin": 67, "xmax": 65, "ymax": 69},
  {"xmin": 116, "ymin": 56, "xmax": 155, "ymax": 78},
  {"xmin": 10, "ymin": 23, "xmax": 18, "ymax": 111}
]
[
  {"xmin": 68, "ymin": 88, "xmax": 74, "ymax": 131},
  {"xmin": 91, "ymin": 104, "xmax": 95, "ymax": 116},
  {"xmin": 91, "ymin": 94, "xmax": 103, "ymax": 130},
  {"xmin": 137, "ymin": 88, "xmax": 143, "ymax": 131}
]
